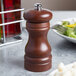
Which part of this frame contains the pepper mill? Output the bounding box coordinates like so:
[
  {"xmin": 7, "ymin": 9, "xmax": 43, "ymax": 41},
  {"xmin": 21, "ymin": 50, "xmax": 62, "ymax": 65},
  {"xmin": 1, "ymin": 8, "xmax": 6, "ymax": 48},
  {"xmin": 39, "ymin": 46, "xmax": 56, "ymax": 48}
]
[{"xmin": 24, "ymin": 3, "xmax": 52, "ymax": 72}]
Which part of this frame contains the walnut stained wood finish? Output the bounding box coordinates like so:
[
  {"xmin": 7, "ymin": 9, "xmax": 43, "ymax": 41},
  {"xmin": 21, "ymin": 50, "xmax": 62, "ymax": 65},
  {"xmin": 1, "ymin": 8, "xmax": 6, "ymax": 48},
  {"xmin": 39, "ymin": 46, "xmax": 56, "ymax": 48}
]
[{"xmin": 24, "ymin": 3, "xmax": 52, "ymax": 72}]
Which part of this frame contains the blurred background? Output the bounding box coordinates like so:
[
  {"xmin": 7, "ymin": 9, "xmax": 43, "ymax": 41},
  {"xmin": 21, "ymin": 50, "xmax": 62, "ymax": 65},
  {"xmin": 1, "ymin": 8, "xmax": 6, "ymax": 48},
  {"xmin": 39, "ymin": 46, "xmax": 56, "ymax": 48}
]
[{"xmin": 21, "ymin": 0, "xmax": 76, "ymax": 10}]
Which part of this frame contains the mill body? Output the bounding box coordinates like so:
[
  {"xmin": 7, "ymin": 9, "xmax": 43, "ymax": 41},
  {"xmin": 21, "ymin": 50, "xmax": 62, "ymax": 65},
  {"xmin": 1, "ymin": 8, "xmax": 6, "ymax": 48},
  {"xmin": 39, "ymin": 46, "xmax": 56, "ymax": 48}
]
[{"xmin": 24, "ymin": 3, "xmax": 52, "ymax": 72}]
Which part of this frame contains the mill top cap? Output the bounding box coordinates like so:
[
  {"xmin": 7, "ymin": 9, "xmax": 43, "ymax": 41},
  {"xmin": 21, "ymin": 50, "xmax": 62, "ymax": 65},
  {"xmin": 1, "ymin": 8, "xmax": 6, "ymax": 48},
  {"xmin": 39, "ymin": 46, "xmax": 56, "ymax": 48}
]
[{"xmin": 24, "ymin": 3, "xmax": 53, "ymax": 23}]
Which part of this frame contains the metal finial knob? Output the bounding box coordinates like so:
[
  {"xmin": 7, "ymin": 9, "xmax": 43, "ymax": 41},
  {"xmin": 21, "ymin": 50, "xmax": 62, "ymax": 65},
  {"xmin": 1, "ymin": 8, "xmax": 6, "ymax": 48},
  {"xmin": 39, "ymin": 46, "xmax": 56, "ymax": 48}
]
[{"xmin": 34, "ymin": 3, "xmax": 42, "ymax": 11}]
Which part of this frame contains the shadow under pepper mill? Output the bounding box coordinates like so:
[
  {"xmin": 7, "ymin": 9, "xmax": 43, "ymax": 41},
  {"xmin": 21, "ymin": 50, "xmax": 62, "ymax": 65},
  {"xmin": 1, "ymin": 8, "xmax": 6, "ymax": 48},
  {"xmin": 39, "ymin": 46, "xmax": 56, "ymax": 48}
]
[{"xmin": 24, "ymin": 3, "xmax": 52, "ymax": 72}]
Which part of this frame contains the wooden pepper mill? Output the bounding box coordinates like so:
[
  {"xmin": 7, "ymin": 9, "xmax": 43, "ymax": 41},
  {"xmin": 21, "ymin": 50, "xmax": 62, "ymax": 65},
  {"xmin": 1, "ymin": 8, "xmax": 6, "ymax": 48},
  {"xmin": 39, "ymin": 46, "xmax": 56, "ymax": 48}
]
[{"xmin": 24, "ymin": 3, "xmax": 52, "ymax": 72}]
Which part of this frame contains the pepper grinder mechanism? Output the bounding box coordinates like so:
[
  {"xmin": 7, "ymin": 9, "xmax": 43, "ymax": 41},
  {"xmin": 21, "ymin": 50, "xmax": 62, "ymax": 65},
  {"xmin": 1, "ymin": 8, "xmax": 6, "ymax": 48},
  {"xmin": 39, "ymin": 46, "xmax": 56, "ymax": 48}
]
[{"xmin": 24, "ymin": 3, "xmax": 52, "ymax": 72}]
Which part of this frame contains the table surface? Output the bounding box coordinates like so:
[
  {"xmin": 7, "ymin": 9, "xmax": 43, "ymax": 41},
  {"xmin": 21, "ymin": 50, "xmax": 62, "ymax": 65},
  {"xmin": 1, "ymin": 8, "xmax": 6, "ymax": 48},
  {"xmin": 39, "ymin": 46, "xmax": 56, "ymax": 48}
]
[{"xmin": 1, "ymin": 11, "xmax": 76, "ymax": 76}]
